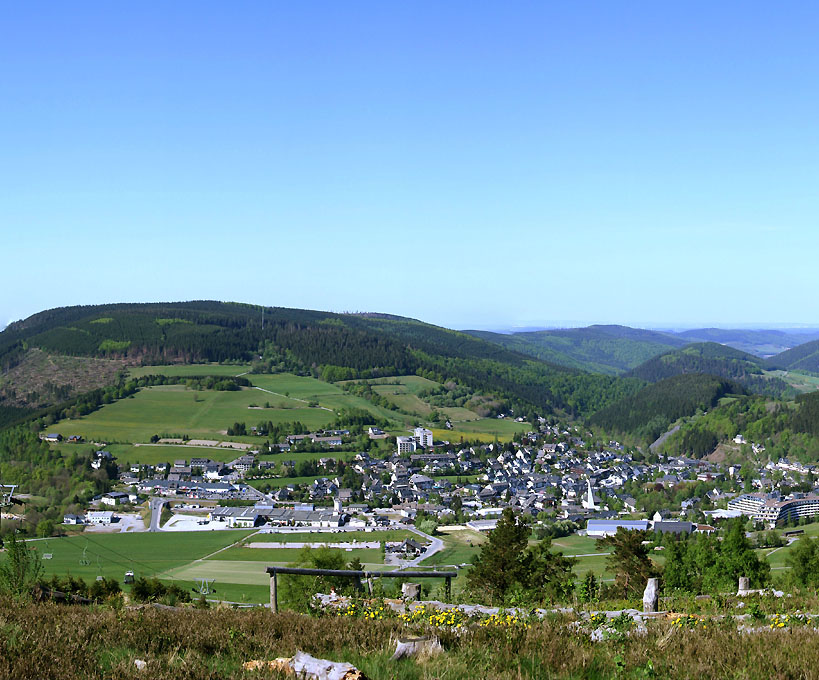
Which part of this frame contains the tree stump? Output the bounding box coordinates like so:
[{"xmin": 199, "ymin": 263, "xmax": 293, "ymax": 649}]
[
  {"xmin": 391, "ymin": 636, "xmax": 443, "ymax": 661},
  {"xmin": 401, "ymin": 582, "xmax": 421, "ymax": 600},
  {"xmin": 642, "ymin": 577, "xmax": 659, "ymax": 613}
]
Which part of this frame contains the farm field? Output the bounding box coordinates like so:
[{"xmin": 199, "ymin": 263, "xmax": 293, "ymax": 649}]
[
  {"xmin": 50, "ymin": 383, "xmax": 335, "ymax": 444},
  {"xmin": 30, "ymin": 530, "xmax": 254, "ymax": 584},
  {"xmin": 433, "ymin": 419, "xmax": 531, "ymax": 443},
  {"xmin": 129, "ymin": 364, "xmax": 249, "ymax": 378},
  {"xmin": 246, "ymin": 530, "xmax": 420, "ymax": 543},
  {"xmin": 768, "ymin": 369, "xmax": 819, "ymax": 393},
  {"xmin": 207, "ymin": 546, "xmax": 384, "ymax": 564},
  {"xmin": 50, "ymin": 367, "xmax": 535, "ymax": 447}
]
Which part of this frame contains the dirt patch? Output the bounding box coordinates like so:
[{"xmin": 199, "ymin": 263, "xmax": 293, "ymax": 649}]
[
  {"xmin": 0, "ymin": 348, "xmax": 128, "ymax": 407},
  {"xmin": 706, "ymin": 442, "xmax": 740, "ymax": 464}
]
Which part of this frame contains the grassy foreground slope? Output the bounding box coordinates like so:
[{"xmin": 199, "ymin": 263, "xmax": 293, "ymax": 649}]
[{"xmin": 4, "ymin": 601, "xmax": 819, "ymax": 679}]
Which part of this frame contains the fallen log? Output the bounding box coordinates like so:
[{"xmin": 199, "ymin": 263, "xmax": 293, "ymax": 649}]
[
  {"xmin": 243, "ymin": 651, "xmax": 367, "ymax": 680},
  {"xmin": 391, "ymin": 636, "xmax": 443, "ymax": 661}
]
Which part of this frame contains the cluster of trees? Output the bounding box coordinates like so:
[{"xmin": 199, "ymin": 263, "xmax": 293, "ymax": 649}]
[
  {"xmin": 39, "ymin": 574, "xmax": 122, "ymax": 602},
  {"xmin": 466, "ymin": 508, "xmax": 576, "ymax": 604},
  {"xmin": 0, "ymin": 427, "xmax": 115, "ymax": 536},
  {"xmin": 131, "ymin": 577, "xmax": 192, "ymax": 605},
  {"xmin": 329, "ymin": 408, "xmax": 390, "ymax": 434},
  {"xmin": 661, "ymin": 522, "xmax": 769, "ymax": 594},
  {"xmin": 467, "ymin": 512, "xmax": 775, "ymax": 606}
]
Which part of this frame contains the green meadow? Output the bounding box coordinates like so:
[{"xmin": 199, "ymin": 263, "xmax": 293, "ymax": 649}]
[
  {"xmin": 129, "ymin": 364, "xmax": 250, "ymax": 378},
  {"xmin": 51, "ymin": 384, "xmax": 332, "ymax": 443},
  {"xmin": 30, "ymin": 530, "xmax": 254, "ymax": 584}
]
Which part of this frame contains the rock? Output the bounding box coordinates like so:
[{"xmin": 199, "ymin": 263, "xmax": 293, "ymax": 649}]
[
  {"xmin": 133, "ymin": 659, "xmax": 147, "ymax": 671},
  {"xmin": 642, "ymin": 578, "xmax": 659, "ymax": 613}
]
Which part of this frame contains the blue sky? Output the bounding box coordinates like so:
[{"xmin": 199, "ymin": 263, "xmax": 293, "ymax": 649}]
[{"xmin": 3, "ymin": 2, "xmax": 819, "ymax": 330}]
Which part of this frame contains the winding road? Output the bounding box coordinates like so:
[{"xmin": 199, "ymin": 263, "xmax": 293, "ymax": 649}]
[{"xmin": 149, "ymin": 498, "xmax": 168, "ymax": 532}]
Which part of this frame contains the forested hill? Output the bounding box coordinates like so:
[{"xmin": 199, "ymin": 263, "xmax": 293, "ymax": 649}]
[
  {"xmin": 589, "ymin": 374, "xmax": 745, "ymax": 444},
  {"xmin": 673, "ymin": 328, "xmax": 819, "ymax": 358},
  {"xmin": 766, "ymin": 339, "xmax": 819, "ymax": 373},
  {"xmin": 0, "ymin": 302, "xmax": 644, "ymax": 419},
  {"xmin": 625, "ymin": 343, "xmax": 791, "ymax": 398},
  {"xmin": 463, "ymin": 325, "xmax": 687, "ymax": 375}
]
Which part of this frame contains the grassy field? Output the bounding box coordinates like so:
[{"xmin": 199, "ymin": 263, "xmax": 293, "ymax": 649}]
[
  {"xmin": 129, "ymin": 364, "xmax": 250, "ymax": 378},
  {"xmin": 433, "ymin": 419, "xmax": 531, "ymax": 443},
  {"xmin": 768, "ymin": 369, "xmax": 819, "ymax": 393},
  {"xmin": 30, "ymin": 530, "xmax": 254, "ymax": 584},
  {"xmin": 50, "ymin": 367, "xmax": 538, "ymax": 447},
  {"xmin": 207, "ymin": 546, "xmax": 385, "ymax": 564},
  {"xmin": 51, "ymin": 383, "xmax": 335, "ymax": 443},
  {"xmin": 22, "ymin": 527, "xmax": 428, "ymax": 605}
]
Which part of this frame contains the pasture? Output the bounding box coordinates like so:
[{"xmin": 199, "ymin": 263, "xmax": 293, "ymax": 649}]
[
  {"xmin": 51, "ymin": 383, "xmax": 335, "ymax": 443},
  {"xmin": 129, "ymin": 364, "xmax": 249, "ymax": 378},
  {"xmin": 29, "ymin": 530, "xmax": 254, "ymax": 584},
  {"xmin": 433, "ymin": 418, "xmax": 531, "ymax": 443}
]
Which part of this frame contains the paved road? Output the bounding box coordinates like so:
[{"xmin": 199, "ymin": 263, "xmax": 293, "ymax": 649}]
[
  {"xmin": 149, "ymin": 497, "xmax": 168, "ymax": 532},
  {"xmin": 404, "ymin": 526, "xmax": 444, "ymax": 567}
]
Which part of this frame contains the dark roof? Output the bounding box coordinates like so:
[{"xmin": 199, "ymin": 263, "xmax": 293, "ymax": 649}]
[{"xmin": 653, "ymin": 521, "xmax": 694, "ymax": 534}]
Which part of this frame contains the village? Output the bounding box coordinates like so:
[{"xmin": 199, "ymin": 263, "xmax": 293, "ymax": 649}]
[{"xmin": 48, "ymin": 421, "xmax": 819, "ymax": 545}]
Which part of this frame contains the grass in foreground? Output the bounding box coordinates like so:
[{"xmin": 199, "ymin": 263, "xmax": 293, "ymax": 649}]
[{"xmin": 5, "ymin": 601, "xmax": 819, "ymax": 679}]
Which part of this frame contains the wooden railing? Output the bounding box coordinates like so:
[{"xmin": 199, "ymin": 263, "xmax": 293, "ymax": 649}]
[{"xmin": 265, "ymin": 566, "xmax": 457, "ymax": 613}]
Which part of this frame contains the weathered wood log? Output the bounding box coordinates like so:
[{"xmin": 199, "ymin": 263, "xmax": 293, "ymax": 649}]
[
  {"xmin": 391, "ymin": 636, "xmax": 443, "ymax": 661},
  {"xmin": 243, "ymin": 651, "xmax": 367, "ymax": 679}
]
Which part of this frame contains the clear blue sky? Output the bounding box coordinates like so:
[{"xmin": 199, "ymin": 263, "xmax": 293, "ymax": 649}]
[{"xmin": 3, "ymin": 2, "xmax": 819, "ymax": 331}]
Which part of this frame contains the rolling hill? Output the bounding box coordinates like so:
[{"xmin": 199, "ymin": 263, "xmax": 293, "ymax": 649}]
[
  {"xmin": 463, "ymin": 325, "xmax": 687, "ymax": 375},
  {"xmin": 625, "ymin": 343, "xmax": 792, "ymax": 397},
  {"xmin": 672, "ymin": 328, "xmax": 819, "ymax": 358},
  {"xmin": 766, "ymin": 339, "xmax": 819, "ymax": 373},
  {"xmin": 0, "ymin": 302, "xmax": 644, "ymax": 424}
]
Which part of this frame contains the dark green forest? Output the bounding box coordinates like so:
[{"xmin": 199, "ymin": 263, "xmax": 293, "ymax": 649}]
[
  {"xmin": 589, "ymin": 374, "xmax": 744, "ymax": 444},
  {"xmin": 626, "ymin": 343, "xmax": 791, "ymax": 397}
]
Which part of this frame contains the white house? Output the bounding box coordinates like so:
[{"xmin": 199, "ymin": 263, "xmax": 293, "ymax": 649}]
[{"xmin": 86, "ymin": 511, "xmax": 114, "ymax": 525}]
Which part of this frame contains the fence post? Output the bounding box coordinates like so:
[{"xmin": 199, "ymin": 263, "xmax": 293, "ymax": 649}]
[
  {"xmin": 270, "ymin": 571, "xmax": 278, "ymax": 613},
  {"xmin": 445, "ymin": 576, "xmax": 452, "ymax": 601}
]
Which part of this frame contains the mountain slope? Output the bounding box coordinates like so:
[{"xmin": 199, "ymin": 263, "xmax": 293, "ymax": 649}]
[
  {"xmin": 0, "ymin": 302, "xmax": 644, "ymax": 420},
  {"xmin": 671, "ymin": 328, "xmax": 819, "ymax": 358},
  {"xmin": 589, "ymin": 373, "xmax": 745, "ymax": 443},
  {"xmin": 766, "ymin": 339, "xmax": 819, "ymax": 373},
  {"xmin": 625, "ymin": 343, "xmax": 791, "ymax": 397},
  {"xmin": 463, "ymin": 325, "xmax": 687, "ymax": 375}
]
